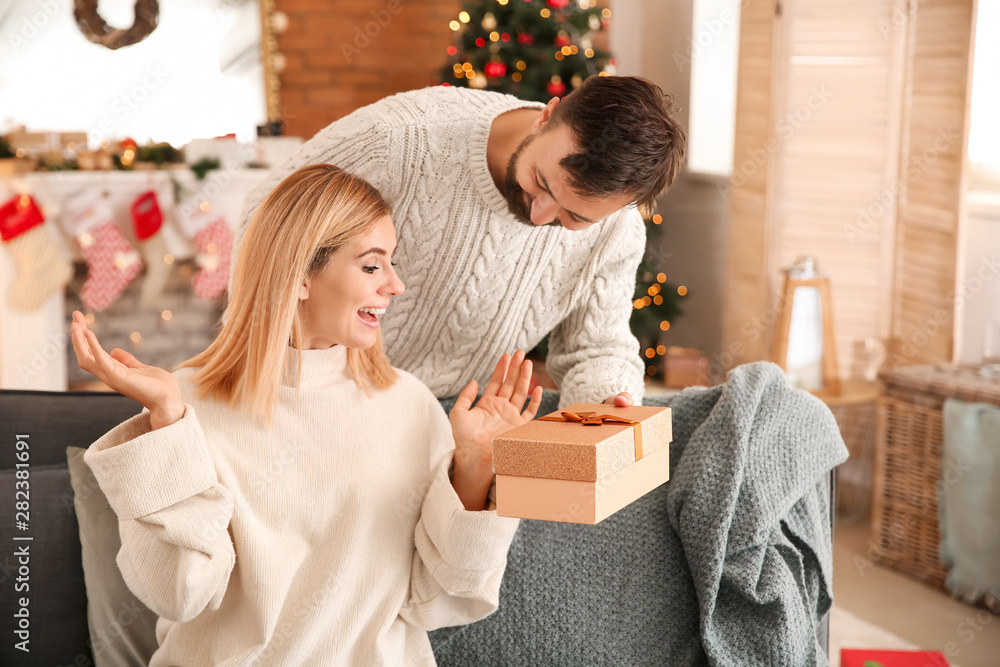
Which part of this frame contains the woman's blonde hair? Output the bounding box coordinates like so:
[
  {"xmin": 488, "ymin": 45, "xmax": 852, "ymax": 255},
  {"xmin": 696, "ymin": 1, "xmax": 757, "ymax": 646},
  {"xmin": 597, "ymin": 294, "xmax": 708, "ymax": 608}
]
[{"xmin": 180, "ymin": 164, "xmax": 398, "ymax": 422}]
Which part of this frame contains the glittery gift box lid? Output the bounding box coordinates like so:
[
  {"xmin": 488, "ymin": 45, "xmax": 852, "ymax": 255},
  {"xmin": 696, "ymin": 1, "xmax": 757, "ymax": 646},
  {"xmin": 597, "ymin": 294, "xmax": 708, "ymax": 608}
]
[{"xmin": 492, "ymin": 403, "xmax": 672, "ymax": 482}]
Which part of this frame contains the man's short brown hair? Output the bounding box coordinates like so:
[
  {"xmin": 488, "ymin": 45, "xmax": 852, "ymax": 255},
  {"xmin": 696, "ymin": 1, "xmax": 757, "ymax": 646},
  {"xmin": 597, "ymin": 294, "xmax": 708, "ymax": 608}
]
[{"xmin": 546, "ymin": 75, "xmax": 687, "ymax": 218}]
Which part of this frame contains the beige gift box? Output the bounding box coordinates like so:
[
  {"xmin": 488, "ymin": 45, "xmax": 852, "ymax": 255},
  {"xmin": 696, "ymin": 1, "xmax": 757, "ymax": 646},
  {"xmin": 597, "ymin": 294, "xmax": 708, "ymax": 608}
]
[{"xmin": 492, "ymin": 403, "xmax": 672, "ymax": 524}]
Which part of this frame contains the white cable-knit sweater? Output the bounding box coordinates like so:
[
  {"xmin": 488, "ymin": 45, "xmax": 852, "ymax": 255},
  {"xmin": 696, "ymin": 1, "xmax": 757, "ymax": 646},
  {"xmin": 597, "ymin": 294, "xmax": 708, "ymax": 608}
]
[
  {"xmin": 84, "ymin": 345, "xmax": 520, "ymax": 666},
  {"xmin": 235, "ymin": 86, "xmax": 647, "ymax": 407}
]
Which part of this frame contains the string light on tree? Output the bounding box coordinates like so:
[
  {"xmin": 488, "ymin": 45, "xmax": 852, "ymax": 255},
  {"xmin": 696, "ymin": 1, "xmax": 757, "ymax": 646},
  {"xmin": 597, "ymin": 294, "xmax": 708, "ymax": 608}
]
[
  {"xmin": 630, "ymin": 211, "xmax": 687, "ymax": 373},
  {"xmin": 440, "ymin": 0, "xmax": 612, "ymax": 102}
]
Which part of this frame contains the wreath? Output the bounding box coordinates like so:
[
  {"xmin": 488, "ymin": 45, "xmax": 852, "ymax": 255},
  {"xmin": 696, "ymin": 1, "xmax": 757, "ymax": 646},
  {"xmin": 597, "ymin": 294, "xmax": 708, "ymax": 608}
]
[{"xmin": 74, "ymin": 0, "xmax": 160, "ymax": 50}]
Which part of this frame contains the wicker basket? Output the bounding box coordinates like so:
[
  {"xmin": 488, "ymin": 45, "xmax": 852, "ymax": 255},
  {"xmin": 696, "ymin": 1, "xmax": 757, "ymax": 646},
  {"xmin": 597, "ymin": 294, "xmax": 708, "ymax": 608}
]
[{"xmin": 872, "ymin": 364, "xmax": 1000, "ymax": 591}]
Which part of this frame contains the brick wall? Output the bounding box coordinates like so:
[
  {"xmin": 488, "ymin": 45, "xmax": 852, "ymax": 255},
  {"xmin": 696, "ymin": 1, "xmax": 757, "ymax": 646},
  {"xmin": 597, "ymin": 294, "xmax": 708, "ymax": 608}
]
[{"xmin": 276, "ymin": 0, "xmax": 462, "ymax": 140}]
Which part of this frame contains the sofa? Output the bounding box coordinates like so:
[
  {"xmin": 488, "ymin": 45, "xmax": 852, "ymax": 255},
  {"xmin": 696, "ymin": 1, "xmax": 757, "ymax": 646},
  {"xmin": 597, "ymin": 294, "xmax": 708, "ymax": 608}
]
[{"xmin": 0, "ymin": 380, "xmax": 836, "ymax": 666}]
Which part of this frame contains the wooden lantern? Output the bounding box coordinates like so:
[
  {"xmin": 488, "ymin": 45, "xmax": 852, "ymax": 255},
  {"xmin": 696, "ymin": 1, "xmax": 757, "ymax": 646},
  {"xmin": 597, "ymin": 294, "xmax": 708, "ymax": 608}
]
[{"xmin": 771, "ymin": 256, "xmax": 841, "ymax": 396}]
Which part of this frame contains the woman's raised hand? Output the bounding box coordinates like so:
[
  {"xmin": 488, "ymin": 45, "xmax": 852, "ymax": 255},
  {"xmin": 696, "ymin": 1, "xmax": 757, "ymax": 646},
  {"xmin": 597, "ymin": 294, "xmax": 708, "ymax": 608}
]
[
  {"xmin": 449, "ymin": 350, "xmax": 543, "ymax": 462},
  {"xmin": 70, "ymin": 311, "xmax": 185, "ymax": 430}
]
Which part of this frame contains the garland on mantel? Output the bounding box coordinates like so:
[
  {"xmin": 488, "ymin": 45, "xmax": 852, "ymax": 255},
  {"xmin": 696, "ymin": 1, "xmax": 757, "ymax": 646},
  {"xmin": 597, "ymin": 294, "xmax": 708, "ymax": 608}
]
[{"xmin": 74, "ymin": 0, "xmax": 160, "ymax": 50}]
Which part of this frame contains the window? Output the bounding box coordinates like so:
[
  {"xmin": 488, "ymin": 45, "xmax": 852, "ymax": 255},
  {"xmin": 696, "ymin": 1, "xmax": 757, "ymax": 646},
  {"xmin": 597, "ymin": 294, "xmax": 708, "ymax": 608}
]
[
  {"xmin": 969, "ymin": 0, "xmax": 1000, "ymax": 171},
  {"xmin": 686, "ymin": 0, "xmax": 741, "ymax": 176}
]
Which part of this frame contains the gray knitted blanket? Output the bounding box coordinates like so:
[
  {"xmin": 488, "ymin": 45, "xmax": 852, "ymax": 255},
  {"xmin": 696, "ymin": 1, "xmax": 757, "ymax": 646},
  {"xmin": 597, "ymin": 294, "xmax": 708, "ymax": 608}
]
[{"xmin": 430, "ymin": 361, "xmax": 848, "ymax": 666}]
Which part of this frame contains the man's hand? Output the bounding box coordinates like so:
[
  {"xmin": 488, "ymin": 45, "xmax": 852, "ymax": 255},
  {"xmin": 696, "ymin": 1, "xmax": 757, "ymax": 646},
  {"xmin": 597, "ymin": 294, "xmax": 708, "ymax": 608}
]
[{"xmin": 604, "ymin": 392, "xmax": 633, "ymax": 408}]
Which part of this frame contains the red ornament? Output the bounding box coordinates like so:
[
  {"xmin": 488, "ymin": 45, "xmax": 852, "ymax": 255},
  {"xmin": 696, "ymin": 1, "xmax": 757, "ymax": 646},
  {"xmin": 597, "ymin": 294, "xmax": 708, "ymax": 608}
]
[
  {"xmin": 485, "ymin": 61, "xmax": 507, "ymax": 78},
  {"xmin": 554, "ymin": 31, "xmax": 571, "ymax": 47},
  {"xmin": 517, "ymin": 32, "xmax": 534, "ymax": 45},
  {"xmin": 547, "ymin": 0, "xmax": 569, "ymax": 7},
  {"xmin": 547, "ymin": 76, "xmax": 566, "ymax": 97},
  {"xmin": 120, "ymin": 137, "xmax": 138, "ymax": 150}
]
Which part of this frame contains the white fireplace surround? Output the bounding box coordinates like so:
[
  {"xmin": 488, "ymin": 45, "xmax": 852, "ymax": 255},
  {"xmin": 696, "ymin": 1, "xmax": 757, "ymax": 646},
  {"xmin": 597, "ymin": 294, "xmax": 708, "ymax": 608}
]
[{"xmin": 0, "ymin": 168, "xmax": 271, "ymax": 390}]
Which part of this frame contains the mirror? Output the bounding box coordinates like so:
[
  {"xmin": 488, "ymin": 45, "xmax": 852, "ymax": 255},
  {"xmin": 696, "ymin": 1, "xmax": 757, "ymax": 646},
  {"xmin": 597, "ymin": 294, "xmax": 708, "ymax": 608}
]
[{"xmin": 0, "ymin": 0, "xmax": 278, "ymax": 146}]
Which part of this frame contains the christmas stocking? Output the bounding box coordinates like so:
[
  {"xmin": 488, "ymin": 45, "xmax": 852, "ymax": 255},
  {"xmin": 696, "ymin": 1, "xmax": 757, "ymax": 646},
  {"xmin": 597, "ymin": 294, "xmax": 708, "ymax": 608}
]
[
  {"xmin": 0, "ymin": 194, "xmax": 72, "ymax": 311},
  {"xmin": 131, "ymin": 190, "xmax": 172, "ymax": 307},
  {"xmin": 65, "ymin": 191, "xmax": 143, "ymax": 312},
  {"xmin": 177, "ymin": 199, "xmax": 233, "ymax": 300}
]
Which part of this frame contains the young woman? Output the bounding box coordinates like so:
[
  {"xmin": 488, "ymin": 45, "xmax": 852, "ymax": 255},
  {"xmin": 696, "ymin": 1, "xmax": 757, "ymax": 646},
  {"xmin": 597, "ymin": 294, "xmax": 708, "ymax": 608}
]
[{"xmin": 71, "ymin": 164, "xmax": 543, "ymax": 665}]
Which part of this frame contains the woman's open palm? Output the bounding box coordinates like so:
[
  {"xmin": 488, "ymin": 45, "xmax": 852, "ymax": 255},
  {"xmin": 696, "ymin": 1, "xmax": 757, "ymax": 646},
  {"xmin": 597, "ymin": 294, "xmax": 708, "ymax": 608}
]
[
  {"xmin": 449, "ymin": 350, "xmax": 543, "ymax": 454},
  {"xmin": 70, "ymin": 310, "xmax": 184, "ymax": 429}
]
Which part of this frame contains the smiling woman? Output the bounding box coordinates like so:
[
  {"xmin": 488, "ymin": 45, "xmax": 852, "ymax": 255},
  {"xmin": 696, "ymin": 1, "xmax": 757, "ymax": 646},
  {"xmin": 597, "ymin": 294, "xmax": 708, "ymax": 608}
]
[
  {"xmin": 67, "ymin": 162, "xmax": 541, "ymax": 666},
  {"xmin": 0, "ymin": 0, "xmax": 267, "ymax": 146}
]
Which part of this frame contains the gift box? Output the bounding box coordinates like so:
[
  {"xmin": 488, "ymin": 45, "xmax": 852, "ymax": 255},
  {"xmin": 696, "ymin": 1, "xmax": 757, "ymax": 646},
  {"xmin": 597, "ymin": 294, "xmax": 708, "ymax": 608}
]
[
  {"xmin": 492, "ymin": 403, "xmax": 671, "ymax": 524},
  {"xmin": 840, "ymin": 649, "xmax": 950, "ymax": 667}
]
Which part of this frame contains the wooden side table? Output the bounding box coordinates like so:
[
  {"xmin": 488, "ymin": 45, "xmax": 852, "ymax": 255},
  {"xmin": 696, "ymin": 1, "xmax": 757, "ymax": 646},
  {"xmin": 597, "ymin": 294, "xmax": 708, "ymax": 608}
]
[{"xmin": 811, "ymin": 380, "xmax": 880, "ymax": 523}]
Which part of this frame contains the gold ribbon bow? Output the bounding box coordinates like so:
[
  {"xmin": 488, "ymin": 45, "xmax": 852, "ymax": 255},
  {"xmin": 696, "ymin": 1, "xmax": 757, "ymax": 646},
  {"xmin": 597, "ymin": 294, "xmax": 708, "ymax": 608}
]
[{"xmin": 537, "ymin": 411, "xmax": 643, "ymax": 461}]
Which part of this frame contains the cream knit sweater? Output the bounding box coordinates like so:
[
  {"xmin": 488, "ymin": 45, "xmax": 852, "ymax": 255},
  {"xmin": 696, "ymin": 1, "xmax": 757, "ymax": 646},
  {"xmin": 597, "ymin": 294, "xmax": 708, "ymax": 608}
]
[
  {"xmin": 235, "ymin": 86, "xmax": 647, "ymax": 407},
  {"xmin": 85, "ymin": 345, "xmax": 520, "ymax": 666}
]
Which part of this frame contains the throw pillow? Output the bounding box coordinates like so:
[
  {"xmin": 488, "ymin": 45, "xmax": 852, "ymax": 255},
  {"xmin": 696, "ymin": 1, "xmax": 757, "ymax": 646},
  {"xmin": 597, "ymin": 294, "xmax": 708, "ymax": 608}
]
[{"xmin": 66, "ymin": 446, "xmax": 159, "ymax": 666}]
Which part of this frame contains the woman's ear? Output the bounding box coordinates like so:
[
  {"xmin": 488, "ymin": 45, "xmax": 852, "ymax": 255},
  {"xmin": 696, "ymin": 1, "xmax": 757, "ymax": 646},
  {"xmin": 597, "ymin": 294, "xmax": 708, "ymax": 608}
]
[
  {"xmin": 532, "ymin": 96, "xmax": 561, "ymax": 131},
  {"xmin": 298, "ymin": 276, "xmax": 311, "ymax": 301}
]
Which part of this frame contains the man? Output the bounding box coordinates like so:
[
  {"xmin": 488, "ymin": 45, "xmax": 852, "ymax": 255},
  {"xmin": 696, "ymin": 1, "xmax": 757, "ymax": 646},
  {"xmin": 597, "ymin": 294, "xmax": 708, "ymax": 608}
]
[{"xmin": 236, "ymin": 75, "xmax": 686, "ymax": 408}]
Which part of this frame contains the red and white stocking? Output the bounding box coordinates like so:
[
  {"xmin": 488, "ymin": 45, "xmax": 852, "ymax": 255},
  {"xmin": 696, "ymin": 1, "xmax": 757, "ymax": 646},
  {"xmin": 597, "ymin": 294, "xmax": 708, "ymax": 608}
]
[
  {"xmin": 0, "ymin": 194, "xmax": 72, "ymax": 311},
  {"xmin": 177, "ymin": 200, "xmax": 232, "ymax": 300},
  {"xmin": 66, "ymin": 191, "xmax": 143, "ymax": 312}
]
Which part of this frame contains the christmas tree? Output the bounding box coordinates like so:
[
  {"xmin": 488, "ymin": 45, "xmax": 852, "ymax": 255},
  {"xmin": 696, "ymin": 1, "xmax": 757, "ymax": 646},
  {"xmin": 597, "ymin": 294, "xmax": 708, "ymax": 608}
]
[{"xmin": 440, "ymin": 0, "xmax": 615, "ymax": 102}]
